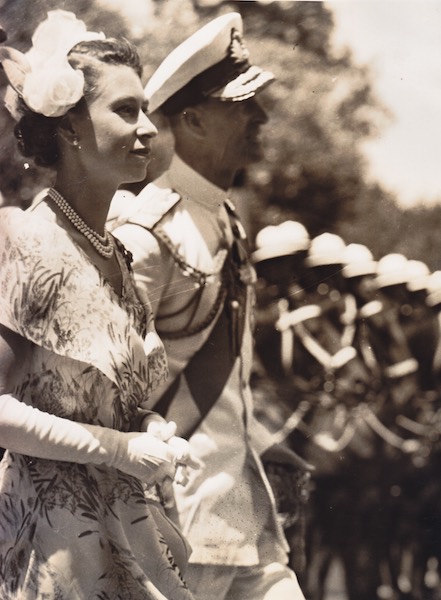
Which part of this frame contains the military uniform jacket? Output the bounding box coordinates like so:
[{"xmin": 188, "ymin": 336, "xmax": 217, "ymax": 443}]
[{"xmin": 109, "ymin": 155, "xmax": 289, "ymax": 566}]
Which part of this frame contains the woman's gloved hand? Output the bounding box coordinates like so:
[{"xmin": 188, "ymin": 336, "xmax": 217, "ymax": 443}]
[
  {"xmin": 0, "ymin": 394, "xmax": 185, "ymax": 483},
  {"xmin": 111, "ymin": 429, "xmax": 177, "ymax": 481},
  {"xmin": 147, "ymin": 419, "xmax": 201, "ymax": 486}
]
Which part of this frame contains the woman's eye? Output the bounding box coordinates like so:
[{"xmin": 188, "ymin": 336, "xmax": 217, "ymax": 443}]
[{"xmin": 116, "ymin": 104, "xmax": 137, "ymax": 118}]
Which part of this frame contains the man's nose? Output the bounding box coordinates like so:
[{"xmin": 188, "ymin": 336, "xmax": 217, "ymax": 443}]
[{"xmin": 253, "ymin": 99, "xmax": 269, "ymax": 124}]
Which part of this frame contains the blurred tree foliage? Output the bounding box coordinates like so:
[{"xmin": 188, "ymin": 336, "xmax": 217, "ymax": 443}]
[{"xmin": 1, "ymin": 0, "xmax": 440, "ymax": 269}]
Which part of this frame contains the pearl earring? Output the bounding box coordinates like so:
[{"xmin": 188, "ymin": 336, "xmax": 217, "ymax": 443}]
[{"xmin": 72, "ymin": 138, "xmax": 81, "ymax": 148}]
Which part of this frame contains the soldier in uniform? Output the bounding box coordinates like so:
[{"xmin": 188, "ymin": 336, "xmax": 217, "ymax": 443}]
[
  {"xmin": 342, "ymin": 243, "xmax": 379, "ymax": 310},
  {"xmin": 373, "ymin": 254, "xmax": 436, "ymax": 598},
  {"xmin": 109, "ymin": 13, "xmax": 307, "ymax": 600},
  {"xmin": 402, "ymin": 260, "xmax": 439, "ymax": 393},
  {"xmin": 252, "ymin": 221, "xmax": 311, "ymax": 386},
  {"xmin": 251, "ymin": 221, "xmax": 312, "ymax": 579},
  {"xmin": 426, "ymin": 270, "xmax": 441, "ymax": 392},
  {"xmin": 374, "ymin": 253, "xmax": 420, "ymax": 405},
  {"xmin": 342, "ymin": 243, "xmax": 383, "ymax": 394},
  {"xmin": 266, "ymin": 232, "xmax": 371, "ymax": 600}
]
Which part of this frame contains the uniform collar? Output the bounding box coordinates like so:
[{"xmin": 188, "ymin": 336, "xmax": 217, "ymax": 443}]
[{"xmin": 169, "ymin": 154, "xmax": 228, "ymax": 212}]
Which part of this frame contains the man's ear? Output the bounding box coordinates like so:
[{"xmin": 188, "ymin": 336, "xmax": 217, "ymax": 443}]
[{"xmin": 57, "ymin": 113, "xmax": 80, "ymax": 148}]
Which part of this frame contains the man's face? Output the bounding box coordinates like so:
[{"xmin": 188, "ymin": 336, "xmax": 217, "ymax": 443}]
[{"xmin": 200, "ymin": 96, "xmax": 269, "ymax": 171}]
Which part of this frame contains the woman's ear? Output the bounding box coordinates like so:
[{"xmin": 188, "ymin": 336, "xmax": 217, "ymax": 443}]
[{"xmin": 57, "ymin": 113, "xmax": 80, "ymax": 148}]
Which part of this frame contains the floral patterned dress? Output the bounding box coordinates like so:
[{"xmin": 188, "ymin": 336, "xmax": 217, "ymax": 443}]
[{"xmin": 0, "ymin": 207, "xmax": 194, "ymax": 600}]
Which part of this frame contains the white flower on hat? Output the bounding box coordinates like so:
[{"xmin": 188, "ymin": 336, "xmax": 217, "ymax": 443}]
[
  {"xmin": 22, "ymin": 57, "xmax": 85, "ymax": 118},
  {"xmin": 21, "ymin": 10, "xmax": 105, "ymax": 118}
]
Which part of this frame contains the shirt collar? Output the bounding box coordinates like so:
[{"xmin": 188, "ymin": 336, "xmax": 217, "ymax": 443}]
[{"xmin": 168, "ymin": 154, "xmax": 228, "ymax": 212}]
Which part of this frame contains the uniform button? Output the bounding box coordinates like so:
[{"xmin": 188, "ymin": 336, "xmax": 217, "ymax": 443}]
[{"xmin": 324, "ymin": 381, "xmax": 334, "ymax": 393}]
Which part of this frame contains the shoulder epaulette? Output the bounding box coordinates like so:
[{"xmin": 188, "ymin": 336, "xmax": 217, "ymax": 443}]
[{"xmin": 109, "ymin": 184, "xmax": 181, "ymax": 232}]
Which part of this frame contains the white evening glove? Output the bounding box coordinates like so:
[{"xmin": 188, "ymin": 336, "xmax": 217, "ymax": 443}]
[
  {"xmin": 147, "ymin": 420, "xmax": 201, "ymax": 486},
  {"xmin": 0, "ymin": 394, "xmax": 176, "ymax": 482}
]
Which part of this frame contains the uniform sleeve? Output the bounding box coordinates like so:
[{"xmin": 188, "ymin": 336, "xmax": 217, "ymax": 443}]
[{"xmin": 112, "ymin": 223, "xmax": 171, "ymax": 317}]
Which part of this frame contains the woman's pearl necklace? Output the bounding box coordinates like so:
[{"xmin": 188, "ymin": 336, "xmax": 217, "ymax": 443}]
[{"xmin": 47, "ymin": 188, "xmax": 114, "ymax": 259}]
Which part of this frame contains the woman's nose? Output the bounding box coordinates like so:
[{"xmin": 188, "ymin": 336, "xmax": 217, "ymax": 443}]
[{"xmin": 138, "ymin": 110, "xmax": 158, "ymax": 138}]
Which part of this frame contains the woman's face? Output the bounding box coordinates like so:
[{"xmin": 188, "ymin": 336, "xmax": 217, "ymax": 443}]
[{"xmin": 71, "ymin": 63, "xmax": 157, "ymax": 187}]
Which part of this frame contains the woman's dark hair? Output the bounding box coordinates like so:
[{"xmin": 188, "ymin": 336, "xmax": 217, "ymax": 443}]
[{"xmin": 14, "ymin": 37, "xmax": 142, "ymax": 167}]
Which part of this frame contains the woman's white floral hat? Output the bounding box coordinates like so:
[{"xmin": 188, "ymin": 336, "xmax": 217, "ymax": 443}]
[{"xmin": 0, "ymin": 10, "xmax": 104, "ymax": 119}]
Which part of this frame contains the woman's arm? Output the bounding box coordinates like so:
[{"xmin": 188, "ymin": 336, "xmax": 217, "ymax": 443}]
[
  {"xmin": 0, "ymin": 324, "xmax": 197, "ymax": 487},
  {"xmin": 0, "ymin": 324, "xmax": 178, "ymax": 482},
  {"xmin": 0, "ymin": 323, "xmax": 29, "ymax": 395}
]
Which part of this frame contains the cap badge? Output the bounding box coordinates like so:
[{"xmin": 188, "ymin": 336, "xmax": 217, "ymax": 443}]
[{"xmin": 228, "ymin": 28, "xmax": 250, "ymax": 66}]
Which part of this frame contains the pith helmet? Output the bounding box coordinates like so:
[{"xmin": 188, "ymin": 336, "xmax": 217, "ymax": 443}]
[
  {"xmin": 406, "ymin": 259, "xmax": 431, "ymax": 292},
  {"xmin": 305, "ymin": 233, "xmax": 346, "ymax": 267},
  {"xmin": 252, "ymin": 220, "xmax": 310, "ymax": 264},
  {"xmin": 375, "ymin": 253, "xmax": 409, "ymax": 289},
  {"xmin": 342, "ymin": 243, "xmax": 377, "ymax": 278},
  {"xmin": 426, "ymin": 270, "xmax": 441, "ymax": 307}
]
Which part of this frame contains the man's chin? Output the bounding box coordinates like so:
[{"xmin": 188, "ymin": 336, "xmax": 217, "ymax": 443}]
[
  {"xmin": 248, "ymin": 148, "xmax": 265, "ymax": 164},
  {"xmin": 242, "ymin": 142, "xmax": 264, "ymax": 165}
]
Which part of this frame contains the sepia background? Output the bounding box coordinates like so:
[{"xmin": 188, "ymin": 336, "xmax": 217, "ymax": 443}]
[
  {"xmin": 2, "ymin": 0, "xmax": 441, "ymax": 268},
  {"xmin": 1, "ymin": 2, "xmax": 440, "ymax": 599}
]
